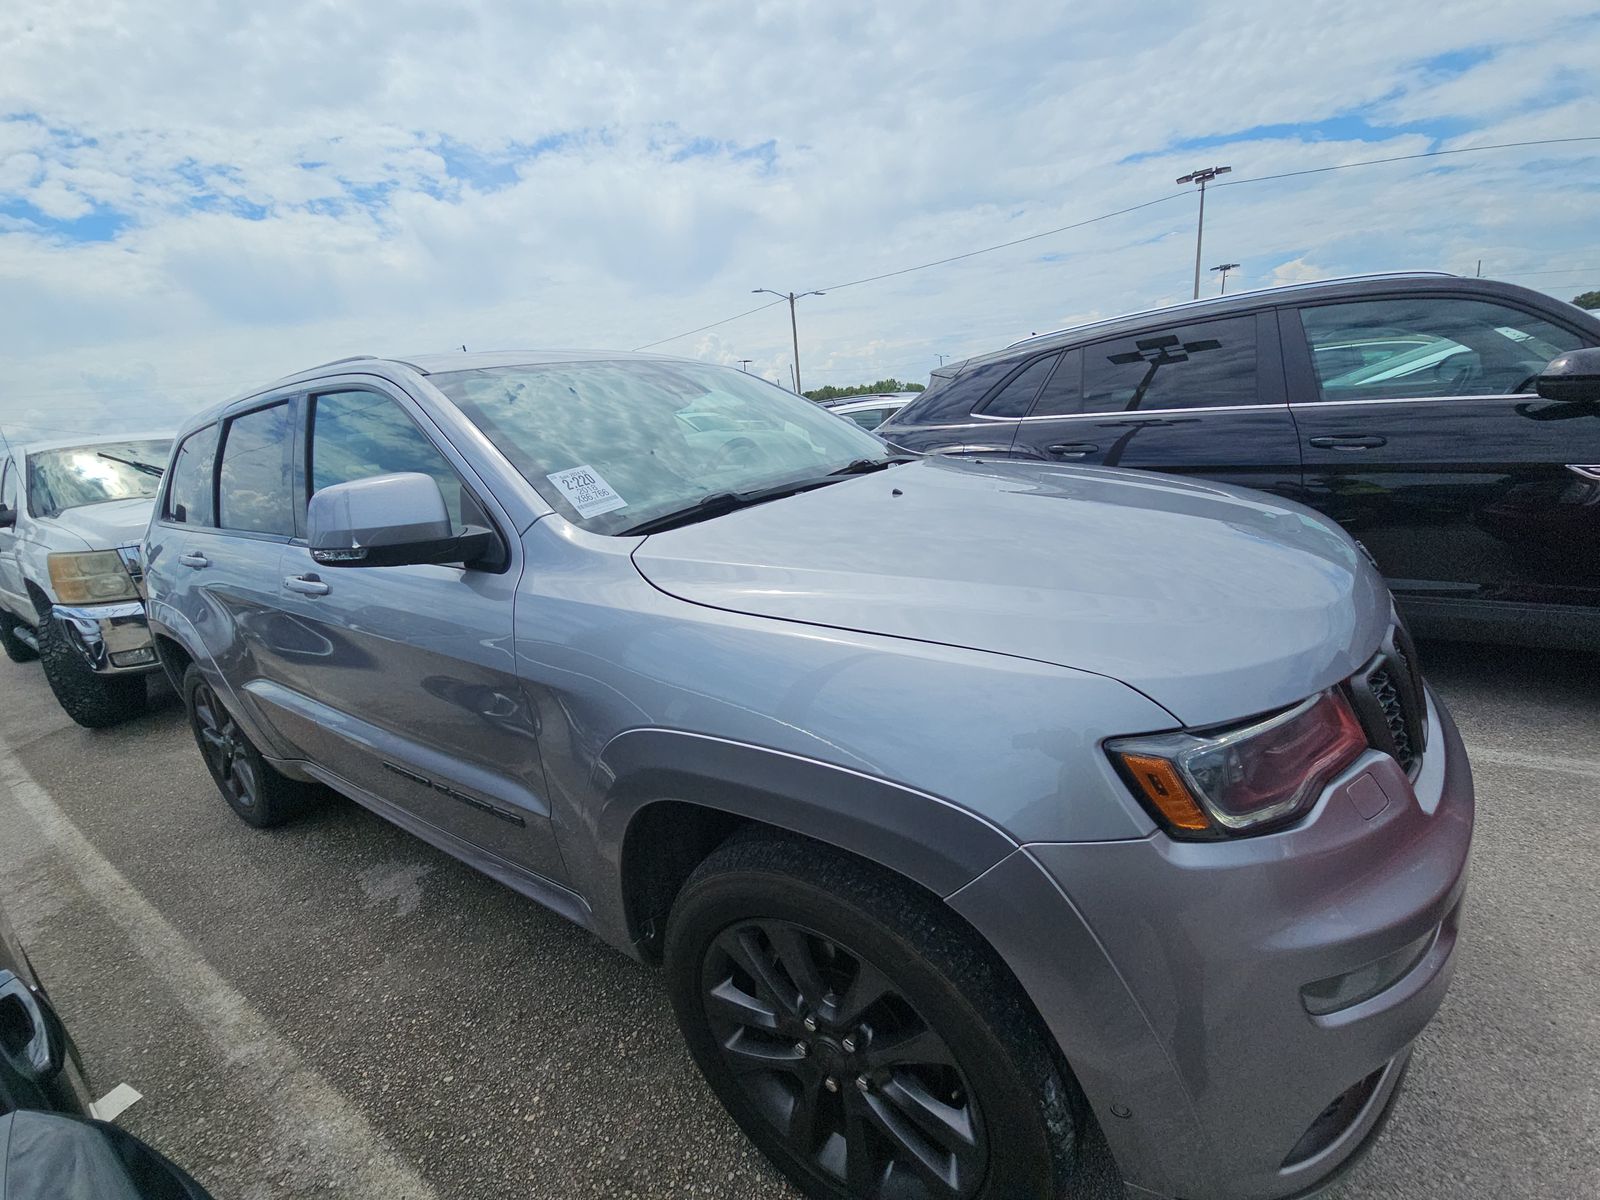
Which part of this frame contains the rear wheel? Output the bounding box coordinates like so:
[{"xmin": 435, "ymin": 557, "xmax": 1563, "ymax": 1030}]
[
  {"xmin": 183, "ymin": 665, "xmax": 316, "ymax": 828},
  {"xmin": 0, "ymin": 609, "xmax": 38, "ymax": 663},
  {"xmin": 36, "ymin": 613, "xmax": 146, "ymax": 727},
  {"xmin": 665, "ymin": 835, "xmax": 1081, "ymax": 1200}
]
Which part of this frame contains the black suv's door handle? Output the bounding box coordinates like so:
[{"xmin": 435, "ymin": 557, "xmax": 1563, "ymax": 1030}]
[
  {"xmin": 283, "ymin": 574, "xmax": 330, "ymax": 596},
  {"xmin": 1047, "ymin": 442, "xmax": 1100, "ymax": 457},
  {"xmin": 1309, "ymin": 435, "xmax": 1387, "ymax": 450},
  {"xmin": 178, "ymin": 551, "xmax": 209, "ymax": 569}
]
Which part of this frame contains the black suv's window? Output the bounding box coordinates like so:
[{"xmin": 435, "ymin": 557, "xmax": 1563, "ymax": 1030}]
[
  {"xmin": 217, "ymin": 403, "xmax": 294, "ymax": 536},
  {"xmin": 1298, "ymin": 297, "xmax": 1584, "ymax": 401},
  {"xmin": 1082, "ymin": 315, "xmax": 1257, "ymax": 413},
  {"xmin": 308, "ymin": 391, "xmax": 468, "ymax": 526},
  {"xmin": 1027, "ymin": 348, "xmax": 1085, "ymax": 417},
  {"xmin": 980, "ymin": 354, "xmax": 1058, "ymax": 418},
  {"xmin": 166, "ymin": 424, "xmax": 219, "ymax": 526}
]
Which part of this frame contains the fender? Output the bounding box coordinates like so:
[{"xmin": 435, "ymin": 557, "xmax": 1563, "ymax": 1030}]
[{"xmin": 586, "ymin": 727, "xmax": 1020, "ymax": 949}]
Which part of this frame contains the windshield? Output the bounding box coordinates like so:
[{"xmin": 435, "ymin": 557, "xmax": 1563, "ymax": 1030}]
[
  {"xmin": 429, "ymin": 359, "xmax": 893, "ymax": 534},
  {"xmin": 27, "ymin": 439, "xmax": 171, "ymax": 518}
]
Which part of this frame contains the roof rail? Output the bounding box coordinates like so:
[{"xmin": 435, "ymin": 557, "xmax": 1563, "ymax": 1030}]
[{"xmin": 1005, "ymin": 271, "xmax": 1460, "ymax": 349}]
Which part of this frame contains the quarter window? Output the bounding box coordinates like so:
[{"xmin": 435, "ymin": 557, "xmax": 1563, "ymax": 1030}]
[
  {"xmin": 1083, "ymin": 316, "xmax": 1258, "ymax": 413},
  {"xmin": 165, "ymin": 424, "xmax": 219, "ymax": 526},
  {"xmin": 980, "ymin": 354, "xmax": 1058, "ymax": 418},
  {"xmin": 1298, "ymin": 298, "xmax": 1584, "ymax": 401},
  {"xmin": 1027, "ymin": 348, "xmax": 1085, "ymax": 417},
  {"xmin": 217, "ymin": 403, "xmax": 295, "ymax": 536},
  {"xmin": 309, "ymin": 391, "xmax": 467, "ymax": 526}
]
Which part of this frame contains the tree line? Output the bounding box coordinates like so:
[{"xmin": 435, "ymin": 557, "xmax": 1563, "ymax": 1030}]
[{"xmin": 803, "ymin": 378, "xmax": 927, "ymax": 402}]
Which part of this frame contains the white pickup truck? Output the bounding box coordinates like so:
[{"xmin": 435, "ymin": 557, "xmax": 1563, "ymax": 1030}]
[{"xmin": 0, "ymin": 435, "xmax": 172, "ymax": 727}]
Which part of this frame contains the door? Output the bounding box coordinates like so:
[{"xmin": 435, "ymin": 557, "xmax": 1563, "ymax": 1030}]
[
  {"xmin": 265, "ymin": 386, "xmax": 564, "ymax": 884},
  {"xmin": 1009, "ymin": 311, "xmax": 1304, "ymax": 495},
  {"xmin": 1282, "ymin": 294, "xmax": 1599, "ymax": 615},
  {"xmin": 0, "ymin": 457, "xmax": 26, "ymax": 613}
]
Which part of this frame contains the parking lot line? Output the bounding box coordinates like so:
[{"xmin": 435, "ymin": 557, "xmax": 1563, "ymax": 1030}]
[{"xmin": 0, "ymin": 746, "xmax": 439, "ymax": 1200}]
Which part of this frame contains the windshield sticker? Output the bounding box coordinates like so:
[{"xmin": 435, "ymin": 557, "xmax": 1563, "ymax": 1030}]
[{"xmin": 547, "ymin": 465, "xmax": 627, "ymax": 518}]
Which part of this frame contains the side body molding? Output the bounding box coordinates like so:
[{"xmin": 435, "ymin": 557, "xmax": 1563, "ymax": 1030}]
[{"xmin": 587, "ymin": 728, "xmax": 1021, "ymax": 950}]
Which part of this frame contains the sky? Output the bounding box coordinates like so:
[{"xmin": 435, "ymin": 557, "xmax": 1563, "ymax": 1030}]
[{"xmin": 1, "ymin": 0, "xmax": 1597, "ymax": 444}]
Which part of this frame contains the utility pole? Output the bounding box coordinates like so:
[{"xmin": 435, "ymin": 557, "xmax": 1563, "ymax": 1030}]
[
  {"xmin": 1211, "ymin": 262, "xmax": 1240, "ymax": 294},
  {"xmin": 936, "ymin": 353, "xmax": 949, "ymax": 366},
  {"xmin": 753, "ymin": 287, "xmax": 825, "ymax": 394},
  {"xmin": 737, "ymin": 359, "xmax": 753, "ymax": 373},
  {"xmin": 789, "ymin": 363, "xmax": 798, "ymax": 393},
  {"xmin": 1177, "ymin": 165, "xmax": 1231, "ymax": 299}
]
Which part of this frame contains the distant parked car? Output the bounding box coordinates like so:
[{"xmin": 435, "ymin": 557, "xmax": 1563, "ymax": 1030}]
[
  {"xmin": 145, "ymin": 350, "xmax": 1470, "ymax": 1200},
  {"xmin": 0, "ymin": 435, "xmax": 172, "ymax": 726},
  {"xmin": 824, "ymin": 393, "xmax": 918, "ymax": 431},
  {"xmin": 879, "ymin": 273, "xmax": 1600, "ymax": 650}
]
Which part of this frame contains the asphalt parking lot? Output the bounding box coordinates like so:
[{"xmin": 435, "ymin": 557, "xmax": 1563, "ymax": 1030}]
[{"xmin": 0, "ymin": 639, "xmax": 1596, "ymax": 1199}]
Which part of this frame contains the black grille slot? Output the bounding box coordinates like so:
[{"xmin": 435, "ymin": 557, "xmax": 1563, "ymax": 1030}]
[{"xmin": 1347, "ymin": 625, "xmax": 1427, "ymax": 778}]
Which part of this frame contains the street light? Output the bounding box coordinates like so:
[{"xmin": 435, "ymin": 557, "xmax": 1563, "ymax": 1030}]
[
  {"xmin": 1176, "ymin": 165, "xmax": 1232, "ymax": 300},
  {"xmin": 737, "ymin": 359, "xmax": 754, "ymax": 373},
  {"xmin": 1211, "ymin": 262, "xmax": 1240, "ymax": 294},
  {"xmin": 752, "ymin": 288, "xmax": 825, "ymax": 395}
]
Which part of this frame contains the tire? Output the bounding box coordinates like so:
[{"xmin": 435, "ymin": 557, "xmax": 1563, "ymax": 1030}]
[
  {"xmin": 35, "ymin": 612, "xmax": 147, "ymax": 727},
  {"xmin": 0, "ymin": 608, "xmax": 38, "ymax": 663},
  {"xmin": 182, "ymin": 664, "xmax": 316, "ymax": 828},
  {"xmin": 664, "ymin": 834, "xmax": 1082, "ymax": 1200}
]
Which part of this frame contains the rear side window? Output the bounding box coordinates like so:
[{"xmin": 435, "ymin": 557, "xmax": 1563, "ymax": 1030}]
[
  {"xmin": 890, "ymin": 359, "xmax": 1017, "ymax": 425},
  {"xmin": 980, "ymin": 354, "xmax": 1058, "ymax": 418},
  {"xmin": 165, "ymin": 424, "xmax": 219, "ymax": 526},
  {"xmin": 1297, "ymin": 297, "xmax": 1584, "ymax": 401},
  {"xmin": 1082, "ymin": 315, "xmax": 1257, "ymax": 413},
  {"xmin": 217, "ymin": 403, "xmax": 295, "ymax": 536},
  {"xmin": 308, "ymin": 391, "xmax": 468, "ymax": 526},
  {"xmin": 1027, "ymin": 348, "xmax": 1085, "ymax": 417}
]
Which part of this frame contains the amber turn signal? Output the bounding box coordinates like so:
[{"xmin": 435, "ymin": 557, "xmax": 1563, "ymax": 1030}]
[{"xmin": 1115, "ymin": 752, "xmax": 1210, "ymax": 832}]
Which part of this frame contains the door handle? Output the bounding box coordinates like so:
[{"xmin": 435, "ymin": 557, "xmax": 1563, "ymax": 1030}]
[
  {"xmin": 178, "ymin": 552, "xmax": 209, "ymax": 569},
  {"xmin": 283, "ymin": 574, "xmax": 330, "ymax": 596},
  {"xmin": 1047, "ymin": 442, "xmax": 1100, "ymax": 457},
  {"xmin": 1309, "ymin": 435, "xmax": 1387, "ymax": 450}
]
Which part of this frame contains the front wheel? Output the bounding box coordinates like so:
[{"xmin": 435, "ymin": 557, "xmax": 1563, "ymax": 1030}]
[
  {"xmin": 665, "ymin": 835, "xmax": 1082, "ymax": 1200},
  {"xmin": 36, "ymin": 613, "xmax": 146, "ymax": 727}
]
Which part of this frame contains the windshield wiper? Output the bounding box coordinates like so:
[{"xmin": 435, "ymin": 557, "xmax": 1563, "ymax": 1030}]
[
  {"xmin": 98, "ymin": 452, "xmax": 164, "ymax": 478},
  {"xmin": 827, "ymin": 455, "xmax": 916, "ymax": 476},
  {"xmin": 619, "ymin": 475, "xmax": 855, "ymax": 536}
]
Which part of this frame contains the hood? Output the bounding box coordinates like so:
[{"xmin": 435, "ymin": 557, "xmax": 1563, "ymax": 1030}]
[
  {"xmin": 41, "ymin": 497, "xmax": 157, "ymax": 551},
  {"xmin": 632, "ymin": 458, "xmax": 1392, "ymax": 727}
]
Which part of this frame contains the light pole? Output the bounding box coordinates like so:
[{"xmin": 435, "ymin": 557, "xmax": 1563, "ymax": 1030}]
[
  {"xmin": 1176, "ymin": 165, "xmax": 1231, "ymax": 300},
  {"xmin": 752, "ymin": 288, "xmax": 824, "ymax": 394},
  {"xmin": 936, "ymin": 353, "xmax": 949, "ymax": 366},
  {"xmin": 737, "ymin": 359, "xmax": 753, "ymax": 372},
  {"xmin": 1211, "ymin": 262, "xmax": 1240, "ymax": 294}
]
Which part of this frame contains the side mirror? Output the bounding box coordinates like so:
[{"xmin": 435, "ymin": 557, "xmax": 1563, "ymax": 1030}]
[
  {"xmin": 0, "ymin": 1110, "xmax": 215, "ymax": 1199},
  {"xmin": 307, "ymin": 473, "xmax": 499, "ymax": 569},
  {"xmin": 1535, "ymin": 347, "xmax": 1600, "ymax": 403},
  {"xmin": 0, "ymin": 503, "xmax": 14, "ymax": 529}
]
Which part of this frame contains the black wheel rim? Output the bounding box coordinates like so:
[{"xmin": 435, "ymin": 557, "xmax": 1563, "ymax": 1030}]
[
  {"xmin": 701, "ymin": 919, "xmax": 987, "ymax": 1199},
  {"xmin": 192, "ymin": 682, "xmax": 257, "ymax": 811}
]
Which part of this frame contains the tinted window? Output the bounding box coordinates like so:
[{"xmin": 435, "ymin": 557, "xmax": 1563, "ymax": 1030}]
[
  {"xmin": 165, "ymin": 424, "xmax": 219, "ymax": 526},
  {"xmin": 217, "ymin": 404, "xmax": 294, "ymax": 535},
  {"xmin": 887, "ymin": 359, "xmax": 1016, "ymax": 426},
  {"xmin": 1299, "ymin": 297, "xmax": 1584, "ymax": 401},
  {"xmin": 981, "ymin": 354, "xmax": 1058, "ymax": 418},
  {"xmin": 309, "ymin": 391, "xmax": 466, "ymax": 526},
  {"xmin": 1083, "ymin": 316, "xmax": 1257, "ymax": 413},
  {"xmin": 1028, "ymin": 348, "xmax": 1085, "ymax": 417},
  {"xmin": 26, "ymin": 439, "xmax": 171, "ymax": 518}
]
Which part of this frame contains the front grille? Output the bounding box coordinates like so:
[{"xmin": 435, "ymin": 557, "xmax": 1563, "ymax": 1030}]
[{"xmin": 1346, "ymin": 624, "xmax": 1428, "ymax": 777}]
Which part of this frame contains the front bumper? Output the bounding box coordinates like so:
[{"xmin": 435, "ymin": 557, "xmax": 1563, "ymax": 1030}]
[
  {"xmin": 948, "ymin": 689, "xmax": 1473, "ymax": 1199},
  {"xmin": 50, "ymin": 600, "xmax": 159, "ymax": 674}
]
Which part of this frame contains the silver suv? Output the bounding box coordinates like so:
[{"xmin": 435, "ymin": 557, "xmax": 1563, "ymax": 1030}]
[{"xmin": 143, "ymin": 352, "xmax": 1473, "ymax": 1200}]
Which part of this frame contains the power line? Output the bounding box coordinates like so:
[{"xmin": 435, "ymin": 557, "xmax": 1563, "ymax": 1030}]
[
  {"xmin": 632, "ymin": 134, "xmax": 1600, "ymax": 351},
  {"xmin": 1216, "ymin": 136, "xmax": 1600, "ymax": 189}
]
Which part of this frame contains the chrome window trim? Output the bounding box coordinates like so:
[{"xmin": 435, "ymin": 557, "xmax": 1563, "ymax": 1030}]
[
  {"xmin": 1291, "ymin": 392, "xmax": 1528, "ymax": 408},
  {"xmin": 970, "ymin": 402, "xmax": 1287, "ymax": 423}
]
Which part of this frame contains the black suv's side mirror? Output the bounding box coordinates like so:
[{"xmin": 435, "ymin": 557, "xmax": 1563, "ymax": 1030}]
[
  {"xmin": 1535, "ymin": 347, "xmax": 1600, "ymax": 403},
  {"xmin": 307, "ymin": 472, "xmax": 499, "ymax": 569}
]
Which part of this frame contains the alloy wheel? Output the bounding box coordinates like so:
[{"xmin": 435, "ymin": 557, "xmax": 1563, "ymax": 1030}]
[
  {"xmin": 701, "ymin": 919, "xmax": 987, "ymax": 1199},
  {"xmin": 192, "ymin": 681, "xmax": 258, "ymax": 811}
]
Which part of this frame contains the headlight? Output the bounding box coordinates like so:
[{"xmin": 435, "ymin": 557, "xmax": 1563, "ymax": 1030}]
[
  {"xmin": 47, "ymin": 550, "xmax": 140, "ymax": 604},
  {"xmin": 1108, "ymin": 689, "xmax": 1369, "ymax": 839}
]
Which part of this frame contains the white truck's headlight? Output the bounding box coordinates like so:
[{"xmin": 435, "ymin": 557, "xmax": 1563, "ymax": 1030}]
[{"xmin": 47, "ymin": 551, "xmax": 140, "ymax": 604}]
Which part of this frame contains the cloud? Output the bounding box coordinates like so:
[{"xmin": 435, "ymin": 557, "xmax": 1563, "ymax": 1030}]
[{"xmin": 0, "ymin": 0, "xmax": 1597, "ymax": 441}]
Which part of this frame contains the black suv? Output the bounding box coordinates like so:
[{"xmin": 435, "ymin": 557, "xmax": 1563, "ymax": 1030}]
[{"xmin": 879, "ymin": 273, "xmax": 1600, "ymax": 649}]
